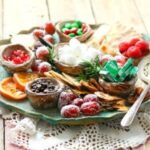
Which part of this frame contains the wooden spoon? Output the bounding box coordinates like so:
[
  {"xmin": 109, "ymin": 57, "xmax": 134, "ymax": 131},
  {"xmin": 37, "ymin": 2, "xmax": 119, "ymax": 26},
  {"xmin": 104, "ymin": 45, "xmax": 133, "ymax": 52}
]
[{"xmin": 121, "ymin": 55, "xmax": 150, "ymax": 127}]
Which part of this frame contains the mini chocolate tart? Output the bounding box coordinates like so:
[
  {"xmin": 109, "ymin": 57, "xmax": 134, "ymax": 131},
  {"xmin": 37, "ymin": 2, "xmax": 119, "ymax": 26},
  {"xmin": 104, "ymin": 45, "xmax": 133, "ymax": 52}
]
[
  {"xmin": 98, "ymin": 76, "xmax": 137, "ymax": 97},
  {"xmin": 54, "ymin": 43, "xmax": 83, "ymax": 76},
  {"xmin": 0, "ymin": 44, "xmax": 35, "ymax": 73},
  {"xmin": 26, "ymin": 77, "xmax": 64, "ymax": 109}
]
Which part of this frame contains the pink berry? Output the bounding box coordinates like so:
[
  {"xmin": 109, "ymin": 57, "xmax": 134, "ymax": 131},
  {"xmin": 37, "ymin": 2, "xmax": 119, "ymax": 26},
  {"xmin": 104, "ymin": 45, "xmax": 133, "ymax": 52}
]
[
  {"xmin": 72, "ymin": 98, "xmax": 84, "ymax": 107},
  {"xmin": 83, "ymin": 94, "xmax": 99, "ymax": 103},
  {"xmin": 38, "ymin": 62, "xmax": 51, "ymax": 73},
  {"xmin": 31, "ymin": 59, "xmax": 42, "ymax": 71},
  {"xmin": 100, "ymin": 54, "xmax": 113, "ymax": 65},
  {"xmin": 36, "ymin": 46, "xmax": 49, "ymax": 60},
  {"xmin": 33, "ymin": 29, "xmax": 44, "ymax": 40},
  {"xmin": 43, "ymin": 34, "xmax": 55, "ymax": 44},
  {"xmin": 129, "ymin": 38, "xmax": 140, "ymax": 46},
  {"xmin": 58, "ymin": 91, "xmax": 77, "ymax": 109},
  {"xmin": 80, "ymin": 101, "xmax": 101, "ymax": 116},
  {"xmin": 114, "ymin": 55, "xmax": 126, "ymax": 66},
  {"xmin": 119, "ymin": 42, "xmax": 130, "ymax": 53},
  {"xmin": 61, "ymin": 105, "xmax": 80, "ymax": 118}
]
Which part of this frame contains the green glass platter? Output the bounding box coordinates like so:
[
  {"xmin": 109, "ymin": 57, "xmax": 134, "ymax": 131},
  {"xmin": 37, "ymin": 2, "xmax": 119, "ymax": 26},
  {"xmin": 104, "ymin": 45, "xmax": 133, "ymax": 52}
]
[{"xmin": 0, "ymin": 66, "xmax": 149, "ymax": 125}]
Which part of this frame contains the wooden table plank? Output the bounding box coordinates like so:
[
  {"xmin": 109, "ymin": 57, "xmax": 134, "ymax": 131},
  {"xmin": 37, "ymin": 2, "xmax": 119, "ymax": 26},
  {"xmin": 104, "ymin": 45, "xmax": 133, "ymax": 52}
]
[
  {"xmin": 91, "ymin": 0, "xmax": 146, "ymax": 32},
  {"xmin": 0, "ymin": 0, "xmax": 3, "ymax": 39},
  {"xmin": 134, "ymin": 0, "xmax": 150, "ymax": 34},
  {"xmin": 3, "ymin": 0, "xmax": 49, "ymax": 38},
  {"xmin": 72, "ymin": 0, "xmax": 95, "ymax": 24},
  {"xmin": 0, "ymin": 118, "xmax": 4, "ymax": 150},
  {"xmin": 48, "ymin": 0, "xmax": 75, "ymax": 22}
]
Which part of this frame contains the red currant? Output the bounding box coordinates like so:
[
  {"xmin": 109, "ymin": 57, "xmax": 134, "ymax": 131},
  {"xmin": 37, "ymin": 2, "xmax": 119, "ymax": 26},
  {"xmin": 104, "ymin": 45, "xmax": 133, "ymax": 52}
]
[
  {"xmin": 129, "ymin": 38, "xmax": 140, "ymax": 46},
  {"xmin": 127, "ymin": 46, "xmax": 142, "ymax": 58},
  {"xmin": 119, "ymin": 42, "xmax": 130, "ymax": 53}
]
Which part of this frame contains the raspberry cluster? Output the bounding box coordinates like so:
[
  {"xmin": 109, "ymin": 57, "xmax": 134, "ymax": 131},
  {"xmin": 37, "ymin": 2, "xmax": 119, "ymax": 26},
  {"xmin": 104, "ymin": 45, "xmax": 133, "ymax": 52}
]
[{"xmin": 119, "ymin": 38, "xmax": 150, "ymax": 58}]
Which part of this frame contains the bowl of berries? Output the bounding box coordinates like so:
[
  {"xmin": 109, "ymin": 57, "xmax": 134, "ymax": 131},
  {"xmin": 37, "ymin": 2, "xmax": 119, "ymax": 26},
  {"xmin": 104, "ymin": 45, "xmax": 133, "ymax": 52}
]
[
  {"xmin": 0, "ymin": 44, "xmax": 35, "ymax": 73},
  {"xmin": 26, "ymin": 77, "xmax": 64, "ymax": 109},
  {"xmin": 55, "ymin": 20, "xmax": 93, "ymax": 42},
  {"xmin": 118, "ymin": 38, "xmax": 150, "ymax": 65}
]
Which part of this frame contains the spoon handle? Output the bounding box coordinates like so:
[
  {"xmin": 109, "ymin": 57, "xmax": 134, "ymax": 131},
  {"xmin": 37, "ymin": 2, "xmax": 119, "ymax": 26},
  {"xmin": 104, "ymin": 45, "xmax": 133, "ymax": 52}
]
[{"xmin": 121, "ymin": 83, "xmax": 150, "ymax": 127}]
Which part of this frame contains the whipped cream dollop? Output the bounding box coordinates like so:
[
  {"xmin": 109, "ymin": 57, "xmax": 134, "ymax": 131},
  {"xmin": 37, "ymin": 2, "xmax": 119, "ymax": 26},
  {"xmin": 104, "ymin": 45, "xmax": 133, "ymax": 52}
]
[{"xmin": 58, "ymin": 39, "xmax": 102, "ymax": 66}]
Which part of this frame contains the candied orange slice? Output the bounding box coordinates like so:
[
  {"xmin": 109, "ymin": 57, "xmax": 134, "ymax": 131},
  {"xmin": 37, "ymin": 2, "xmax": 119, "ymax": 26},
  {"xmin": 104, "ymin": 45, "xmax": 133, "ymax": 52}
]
[
  {"xmin": 13, "ymin": 72, "xmax": 39, "ymax": 91},
  {"xmin": 0, "ymin": 77, "xmax": 26, "ymax": 101}
]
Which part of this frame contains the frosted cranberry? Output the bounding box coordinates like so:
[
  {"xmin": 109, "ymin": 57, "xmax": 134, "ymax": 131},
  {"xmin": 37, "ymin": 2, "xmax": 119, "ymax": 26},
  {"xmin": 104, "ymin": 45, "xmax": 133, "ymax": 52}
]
[
  {"xmin": 38, "ymin": 62, "xmax": 51, "ymax": 73},
  {"xmin": 72, "ymin": 98, "xmax": 84, "ymax": 107},
  {"xmin": 61, "ymin": 105, "xmax": 80, "ymax": 118},
  {"xmin": 36, "ymin": 46, "xmax": 49, "ymax": 60},
  {"xmin": 58, "ymin": 91, "xmax": 77, "ymax": 109},
  {"xmin": 33, "ymin": 29, "xmax": 45, "ymax": 40},
  {"xmin": 83, "ymin": 94, "xmax": 99, "ymax": 103},
  {"xmin": 81, "ymin": 101, "xmax": 101, "ymax": 116},
  {"xmin": 31, "ymin": 59, "xmax": 42, "ymax": 71},
  {"xmin": 43, "ymin": 34, "xmax": 54, "ymax": 44}
]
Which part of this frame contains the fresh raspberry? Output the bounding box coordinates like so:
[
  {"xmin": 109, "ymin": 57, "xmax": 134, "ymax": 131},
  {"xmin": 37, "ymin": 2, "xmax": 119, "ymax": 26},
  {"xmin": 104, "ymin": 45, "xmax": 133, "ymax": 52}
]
[
  {"xmin": 83, "ymin": 94, "xmax": 99, "ymax": 103},
  {"xmin": 81, "ymin": 101, "xmax": 101, "ymax": 116},
  {"xmin": 135, "ymin": 40, "xmax": 149, "ymax": 53},
  {"xmin": 38, "ymin": 62, "xmax": 51, "ymax": 73},
  {"xmin": 129, "ymin": 38, "xmax": 140, "ymax": 46},
  {"xmin": 119, "ymin": 42, "xmax": 130, "ymax": 53},
  {"xmin": 127, "ymin": 46, "xmax": 142, "ymax": 58},
  {"xmin": 72, "ymin": 98, "xmax": 84, "ymax": 107},
  {"xmin": 58, "ymin": 91, "xmax": 78, "ymax": 109},
  {"xmin": 61, "ymin": 105, "xmax": 80, "ymax": 118}
]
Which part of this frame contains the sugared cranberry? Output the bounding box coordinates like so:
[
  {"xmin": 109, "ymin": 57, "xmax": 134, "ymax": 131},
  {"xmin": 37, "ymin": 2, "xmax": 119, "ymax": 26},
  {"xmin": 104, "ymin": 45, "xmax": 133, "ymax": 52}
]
[
  {"xmin": 31, "ymin": 59, "xmax": 43, "ymax": 71},
  {"xmin": 100, "ymin": 54, "xmax": 113, "ymax": 65},
  {"xmin": 114, "ymin": 55, "xmax": 126, "ymax": 66},
  {"xmin": 36, "ymin": 46, "xmax": 49, "ymax": 60},
  {"xmin": 43, "ymin": 34, "xmax": 55, "ymax": 44},
  {"xmin": 83, "ymin": 94, "xmax": 99, "ymax": 103},
  {"xmin": 80, "ymin": 101, "xmax": 101, "ymax": 116},
  {"xmin": 72, "ymin": 98, "xmax": 84, "ymax": 107},
  {"xmin": 58, "ymin": 91, "xmax": 77, "ymax": 109},
  {"xmin": 38, "ymin": 62, "xmax": 51, "ymax": 74},
  {"xmin": 33, "ymin": 29, "xmax": 45, "ymax": 39},
  {"xmin": 61, "ymin": 105, "xmax": 80, "ymax": 118}
]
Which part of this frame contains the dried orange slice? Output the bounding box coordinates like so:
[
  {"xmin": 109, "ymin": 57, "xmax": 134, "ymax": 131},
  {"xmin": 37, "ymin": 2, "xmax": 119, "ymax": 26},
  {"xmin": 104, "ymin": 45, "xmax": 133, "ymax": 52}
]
[
  {"xmin": 0, "ymin": 77, "xmax": 26, "ymax": 101},
  {"xmin": 13, "ymin": 72, "xmax": 39, "ymax": 91}
]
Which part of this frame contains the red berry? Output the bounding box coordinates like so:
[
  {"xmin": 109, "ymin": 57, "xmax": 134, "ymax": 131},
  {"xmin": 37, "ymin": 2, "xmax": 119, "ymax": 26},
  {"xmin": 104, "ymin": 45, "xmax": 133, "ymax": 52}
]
[
  {"xmin": 61, "ymin": 105, "xmax": 80, "ymax": 118},
  {"xmin": 63, "ymin": 29, "xmax": 70, "ymax": 35},
  {"xmin": 129, "ymin": 38, "xmax": 140, "ymax": 46},
  {"xmin": 114, "ymin": 55, "xmax": 126, "ymax": 66},
  {"xmin": 38, "ymin": 62, "xmax": 51, "ymax": 73},
  {"xmin": 31, "ymin": 59, "xmax": 43, "ymax": 71},
  {"xmin": 43, "ymin": 34, "xmax": 55, "ymax": 44},
  {"xmin": 135, "ymin": 40, "xmax": 149, "ymax": 53},
  {"xmin": 33, "ymin": 29, "xmax": 44, "ymax": 39},
  {"xmin": 81, "ymin": 101, "xmax": 101, "ymax": 116},
  {"xmin": 58, "ymin": 91, "xmax": 78, "ymax": 109},
  {"xmin": 44, "ymin": 22, "xmax": 55, "ymax": 35},
  {"xmin": 119, "ymin": 42, "xmax": 130, "ymax": 53},
  {"xmin": 83, "ymin": 94, "xmax": 99, "ymax": 103},
  {"xmin": 36, "ymin": 46, "xmax": 49, "ymax": 60},
  {"xmin": 127, "ymin": 46, "xmax": 142, "ymax": 58},
  {"xmin": 12, "ymin": 57, "xmax": 23, "ymax": 64},
  {"xmin": 72, "ymin": 98, "xmax": 84, "ymax": 107}
]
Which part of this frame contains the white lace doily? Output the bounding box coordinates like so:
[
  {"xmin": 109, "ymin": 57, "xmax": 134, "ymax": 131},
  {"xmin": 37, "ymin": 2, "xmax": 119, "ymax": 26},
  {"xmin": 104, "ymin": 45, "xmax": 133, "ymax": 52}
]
[{"xmin": 1, "ymin": 103, "xmax": 150, "ymax": 150}]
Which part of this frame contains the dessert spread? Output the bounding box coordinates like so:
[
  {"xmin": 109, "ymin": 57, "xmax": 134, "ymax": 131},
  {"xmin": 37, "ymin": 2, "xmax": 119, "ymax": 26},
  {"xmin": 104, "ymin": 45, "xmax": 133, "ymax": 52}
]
[{"xmin": 0, "ymin": 21, "xmax": 150, "ymax": 121}]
